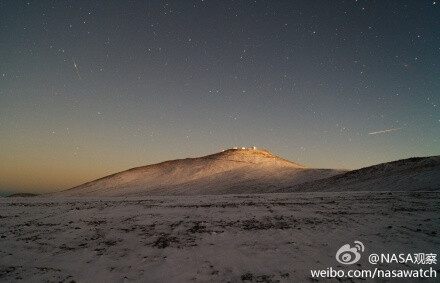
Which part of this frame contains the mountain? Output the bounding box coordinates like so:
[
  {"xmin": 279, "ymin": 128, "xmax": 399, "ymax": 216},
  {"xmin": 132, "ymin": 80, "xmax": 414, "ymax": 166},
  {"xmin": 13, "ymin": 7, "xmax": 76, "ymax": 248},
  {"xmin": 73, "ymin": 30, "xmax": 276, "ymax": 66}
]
[
  {"xmin": 276, "ymin": 156, "xmax": 440, "ymax": 193},
  {"xmin": 51, "ymin": 148, "xmax": 344, "ymax": 197}
]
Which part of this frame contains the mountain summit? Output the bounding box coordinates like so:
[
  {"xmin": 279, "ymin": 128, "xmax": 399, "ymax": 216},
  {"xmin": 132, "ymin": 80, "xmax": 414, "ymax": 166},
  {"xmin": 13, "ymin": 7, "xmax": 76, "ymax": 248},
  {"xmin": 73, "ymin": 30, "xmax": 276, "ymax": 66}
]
[
  {"xmin": 198, "ymin": 148, "xmax": 306, "ymax": 168},
  {"xmin": 53, "ymin": 148, "xmax": 343, "ymax": 197}
]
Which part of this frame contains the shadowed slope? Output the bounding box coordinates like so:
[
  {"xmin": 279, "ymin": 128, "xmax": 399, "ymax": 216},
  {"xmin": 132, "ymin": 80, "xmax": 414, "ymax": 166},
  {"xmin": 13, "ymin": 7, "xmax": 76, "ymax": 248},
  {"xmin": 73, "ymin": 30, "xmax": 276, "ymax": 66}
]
[{"xmin": 277, "ymin": 156, "xmax": 440, "ymax": 192}]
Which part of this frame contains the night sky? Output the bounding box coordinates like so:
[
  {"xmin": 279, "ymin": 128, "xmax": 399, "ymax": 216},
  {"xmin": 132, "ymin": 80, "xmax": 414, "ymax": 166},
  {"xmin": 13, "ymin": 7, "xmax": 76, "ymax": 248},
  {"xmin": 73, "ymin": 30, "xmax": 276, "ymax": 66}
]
[{"xmin": 1, "ymin": 1, "xmax": 439, "ymax": 194}]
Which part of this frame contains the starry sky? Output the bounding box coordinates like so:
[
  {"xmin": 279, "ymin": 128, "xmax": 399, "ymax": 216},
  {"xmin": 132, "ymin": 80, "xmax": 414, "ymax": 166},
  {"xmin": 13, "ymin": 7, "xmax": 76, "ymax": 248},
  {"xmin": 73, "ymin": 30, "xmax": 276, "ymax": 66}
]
[{"xmin": 1, "ymin": 0, "xmax": 439, "ymax": 194}]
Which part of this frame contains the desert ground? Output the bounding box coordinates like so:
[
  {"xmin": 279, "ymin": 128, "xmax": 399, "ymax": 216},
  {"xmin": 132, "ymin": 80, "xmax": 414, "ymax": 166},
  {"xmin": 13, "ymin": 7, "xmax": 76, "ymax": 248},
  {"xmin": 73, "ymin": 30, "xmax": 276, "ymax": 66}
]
[{"xmin": 1, "ymin": 192, "xmax": 439, "ymax": 282}]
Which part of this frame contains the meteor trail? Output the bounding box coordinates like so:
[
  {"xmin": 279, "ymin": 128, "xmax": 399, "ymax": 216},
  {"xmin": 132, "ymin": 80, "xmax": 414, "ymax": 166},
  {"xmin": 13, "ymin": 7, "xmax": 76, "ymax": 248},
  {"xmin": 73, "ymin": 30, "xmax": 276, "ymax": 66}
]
[
  {"xmin": 72, "ymin": 58, "xmax": 81, "ymax": 79},
  {"xmin": 368, "ymin": 128, "xmax": 402, "ymax": 135}
]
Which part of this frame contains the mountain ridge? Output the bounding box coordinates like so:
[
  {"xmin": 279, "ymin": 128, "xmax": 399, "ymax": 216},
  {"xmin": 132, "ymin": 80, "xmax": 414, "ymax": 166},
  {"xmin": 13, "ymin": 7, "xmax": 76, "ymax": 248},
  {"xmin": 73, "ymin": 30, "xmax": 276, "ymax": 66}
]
[
  {"xmin": 51, "ymin": 148, "xmax": 340, "ymax": 197},
  {"xmin": 276, "ymin": 155, "xmax": 440, "ymax": 192},
  {"xmin": 47, "ymin": 150, "xmax": 440, "ymax": 197}
]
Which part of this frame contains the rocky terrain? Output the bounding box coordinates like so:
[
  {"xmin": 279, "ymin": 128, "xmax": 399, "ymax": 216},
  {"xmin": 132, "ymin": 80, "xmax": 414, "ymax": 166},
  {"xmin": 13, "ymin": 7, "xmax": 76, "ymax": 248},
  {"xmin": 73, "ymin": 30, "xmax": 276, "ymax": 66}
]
[{"xmin": 1, "ymin": 192, "xmax": 439, "ymax": 282}]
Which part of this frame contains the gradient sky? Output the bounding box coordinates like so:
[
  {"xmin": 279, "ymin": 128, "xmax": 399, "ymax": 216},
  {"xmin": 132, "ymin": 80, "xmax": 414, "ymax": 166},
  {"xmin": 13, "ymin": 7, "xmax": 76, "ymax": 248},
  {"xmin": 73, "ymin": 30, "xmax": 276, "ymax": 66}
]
[{"xmin": 1, "ymin": 0, "xmax": 439, "ymax": 195}]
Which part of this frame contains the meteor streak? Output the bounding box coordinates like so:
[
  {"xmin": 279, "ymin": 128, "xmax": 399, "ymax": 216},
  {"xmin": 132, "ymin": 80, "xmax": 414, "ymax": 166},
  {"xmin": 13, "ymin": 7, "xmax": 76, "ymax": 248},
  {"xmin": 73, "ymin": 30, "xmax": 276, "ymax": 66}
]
[
  {"xmin": 368, "ymin": 128, "xmax": 402, "ymax": 135},
  {"xmin": 72, "ymin": 58, "xmax": 81, "ymax": 79}
]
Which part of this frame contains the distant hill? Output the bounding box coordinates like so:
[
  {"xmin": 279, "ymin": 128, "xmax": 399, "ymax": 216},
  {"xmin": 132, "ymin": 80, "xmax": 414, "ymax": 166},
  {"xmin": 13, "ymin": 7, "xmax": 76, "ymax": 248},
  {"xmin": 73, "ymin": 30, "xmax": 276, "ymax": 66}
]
[
  {"xmin": 277, "ymin": 156, "xmax": 440, "ymax": 193},
  {"xmin": 7, "ymin": 193, "xmax": 38, "ymax": 198},
  {"xmin": 50, "ymin": 148, "xmax": 343, "ymax": 197}
]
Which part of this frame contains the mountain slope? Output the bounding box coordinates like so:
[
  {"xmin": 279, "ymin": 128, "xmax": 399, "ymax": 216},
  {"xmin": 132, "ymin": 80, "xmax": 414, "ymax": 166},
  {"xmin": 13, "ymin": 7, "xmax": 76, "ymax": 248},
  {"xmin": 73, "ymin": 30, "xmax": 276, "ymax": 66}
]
[
  {"xmin": 277, "ymin": 156, "xmax": 440, "ymax": 193},
  {"xmin": 52, "ymin": 148, "xmax": 344, "ymax": 197}
]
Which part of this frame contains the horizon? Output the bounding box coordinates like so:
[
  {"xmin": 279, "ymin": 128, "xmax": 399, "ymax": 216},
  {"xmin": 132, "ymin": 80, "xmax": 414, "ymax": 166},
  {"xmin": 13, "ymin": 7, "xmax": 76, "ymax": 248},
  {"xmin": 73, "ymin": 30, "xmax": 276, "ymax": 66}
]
[
  {"xmin": 1, "ymin": 1, "xmax": 439, "ymax": 194},
  {"xmin": 1, "ymin": 149, "xmax": 438, "ymax": 196}
]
